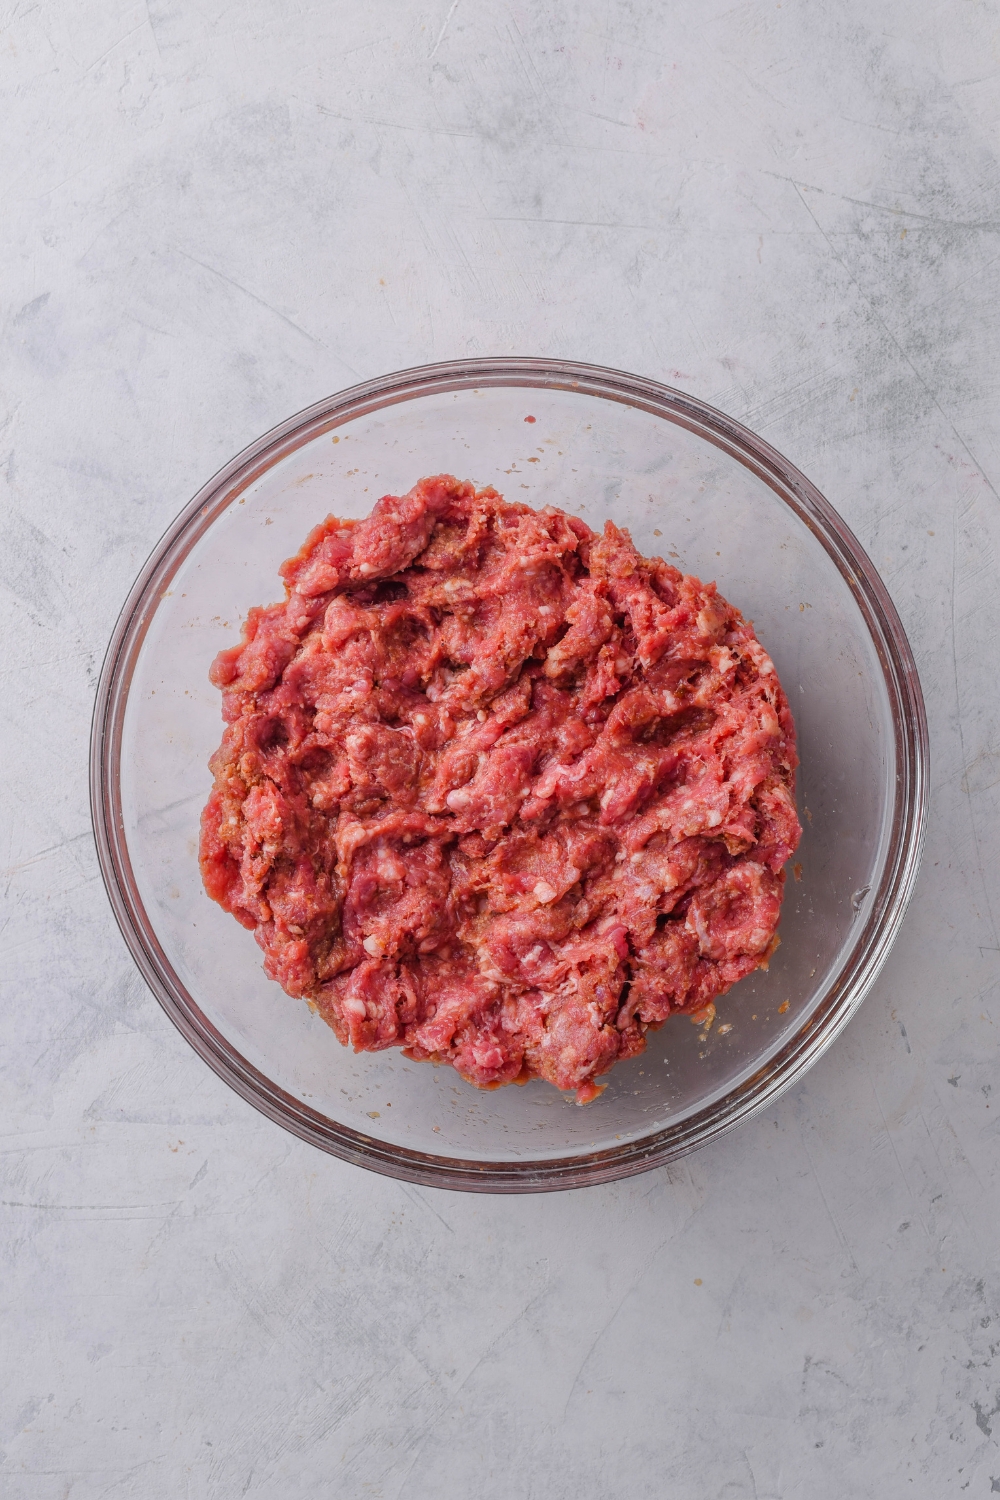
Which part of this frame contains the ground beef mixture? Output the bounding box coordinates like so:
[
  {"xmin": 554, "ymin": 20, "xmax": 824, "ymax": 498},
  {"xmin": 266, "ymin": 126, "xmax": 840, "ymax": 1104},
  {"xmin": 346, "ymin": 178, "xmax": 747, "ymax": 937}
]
[{"xmin": 200, "ymin": 475, "xmax": 801, "ymax": 1103}]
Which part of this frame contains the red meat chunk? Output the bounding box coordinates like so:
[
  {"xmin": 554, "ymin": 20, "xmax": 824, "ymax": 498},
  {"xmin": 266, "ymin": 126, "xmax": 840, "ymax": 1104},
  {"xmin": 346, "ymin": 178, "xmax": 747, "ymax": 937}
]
[{"xmin": 201, "ymin": 476, "xmax": 801, "ymax": 1103}]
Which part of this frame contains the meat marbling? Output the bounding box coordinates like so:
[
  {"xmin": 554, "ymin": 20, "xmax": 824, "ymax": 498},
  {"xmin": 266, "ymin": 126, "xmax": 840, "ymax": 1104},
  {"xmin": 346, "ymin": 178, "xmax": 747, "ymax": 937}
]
[{"xmin": 200, "ymin": 476, "xmax": 801, "ymax": 1103}]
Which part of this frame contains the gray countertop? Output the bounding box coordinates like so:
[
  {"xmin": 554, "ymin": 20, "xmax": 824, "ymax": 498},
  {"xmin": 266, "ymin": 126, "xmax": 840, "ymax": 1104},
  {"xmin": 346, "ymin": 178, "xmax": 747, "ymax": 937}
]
[{"xmin": 3, "ymin": 2, "xmax": 1000, "ymax": 1495}]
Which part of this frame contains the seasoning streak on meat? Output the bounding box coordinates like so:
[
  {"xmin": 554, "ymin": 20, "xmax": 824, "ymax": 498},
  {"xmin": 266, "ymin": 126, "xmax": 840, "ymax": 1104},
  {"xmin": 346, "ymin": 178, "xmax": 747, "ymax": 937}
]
[{"xmin": 200, "ymin": 476, "xmax": 801, "ymax": 1103}]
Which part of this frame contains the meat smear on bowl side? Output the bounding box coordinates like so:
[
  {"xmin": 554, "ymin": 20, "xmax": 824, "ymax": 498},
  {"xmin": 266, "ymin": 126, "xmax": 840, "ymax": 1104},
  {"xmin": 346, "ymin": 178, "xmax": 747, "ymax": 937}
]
[{"xmin": 200, "ymin": 476, "xmax": 802, "ymax": 1104}]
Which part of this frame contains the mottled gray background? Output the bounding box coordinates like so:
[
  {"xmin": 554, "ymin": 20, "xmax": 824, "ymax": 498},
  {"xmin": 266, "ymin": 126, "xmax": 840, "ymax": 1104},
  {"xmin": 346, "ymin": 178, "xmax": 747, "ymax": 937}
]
[{"xmin": 3, "ymin": 1, "xmax": 1000, "ymax": 1495}]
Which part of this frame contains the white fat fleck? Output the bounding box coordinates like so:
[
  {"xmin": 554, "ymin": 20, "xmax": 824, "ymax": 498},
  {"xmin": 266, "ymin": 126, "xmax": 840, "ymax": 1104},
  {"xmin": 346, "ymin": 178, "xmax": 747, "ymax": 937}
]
[
  {"xmin": 446, "ymin": 788, "xmax": 472, "ymax": 810},
  {"xmin": 705, "ymin": 808, "xmax": 723, "ymax": 827},
  {"xmin": 533, "ymin": 880, "xmax": 558, "ymax": 904},
  {"xmin": 600, "ymin": 788, "xmax": 615, "ymax": 809},
  {"xmin": 357, "ymin": 562, "xmax": 375, "ymax": 576},
  {"xmin": 362, "ymin": 935, "xmax": 384, "ymax": 958},
  {"xmin": 477, "ymin": 957, "xmax": 507, "ymax": 983},
  {"xmin": 413, "ymin": 713, "xmax": 428, "ymax": 726}
]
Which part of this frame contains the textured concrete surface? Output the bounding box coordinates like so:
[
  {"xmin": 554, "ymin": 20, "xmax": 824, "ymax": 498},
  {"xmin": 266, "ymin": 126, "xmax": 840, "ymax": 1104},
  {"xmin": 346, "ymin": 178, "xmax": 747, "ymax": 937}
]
[{"xmin": 4, "ymin": 1, "xmax": 1000, "ymax": 1495}]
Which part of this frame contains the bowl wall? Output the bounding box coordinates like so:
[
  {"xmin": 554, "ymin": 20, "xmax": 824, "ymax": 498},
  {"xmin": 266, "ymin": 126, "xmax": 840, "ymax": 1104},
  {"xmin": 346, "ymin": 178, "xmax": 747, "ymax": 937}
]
[{"xmin": 93, "ymin": 361, "xmax": 927, "ymax": 1189}]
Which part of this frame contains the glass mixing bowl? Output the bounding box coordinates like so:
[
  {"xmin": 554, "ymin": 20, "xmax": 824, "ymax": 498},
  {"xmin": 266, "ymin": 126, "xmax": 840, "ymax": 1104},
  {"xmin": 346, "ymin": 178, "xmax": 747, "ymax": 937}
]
[{"xmin": 90, "ymin": 359, "xmax": 928, "ymax": 1192}]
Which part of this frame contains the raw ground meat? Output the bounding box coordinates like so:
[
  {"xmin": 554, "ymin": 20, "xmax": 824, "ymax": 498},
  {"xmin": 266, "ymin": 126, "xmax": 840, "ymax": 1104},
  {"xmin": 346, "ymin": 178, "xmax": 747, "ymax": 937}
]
[{"xmin": 200, "ymin": 475, "xmax": 801, "ymax": 1103}]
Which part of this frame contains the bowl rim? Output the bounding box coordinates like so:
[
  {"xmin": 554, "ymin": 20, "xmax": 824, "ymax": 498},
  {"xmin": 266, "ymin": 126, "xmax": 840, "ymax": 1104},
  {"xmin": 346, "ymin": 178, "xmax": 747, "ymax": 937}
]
[{"xmin": 89, "ymin": 356, "xmax": 929, "ymax": 1193}]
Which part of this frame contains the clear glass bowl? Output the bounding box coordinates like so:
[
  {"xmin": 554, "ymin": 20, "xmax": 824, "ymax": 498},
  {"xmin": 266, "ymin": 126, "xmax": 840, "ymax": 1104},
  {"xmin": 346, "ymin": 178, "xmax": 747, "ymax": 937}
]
[{"xmin": 90, "ymin": 359, "xmax": 928, "ymax": 1192}]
